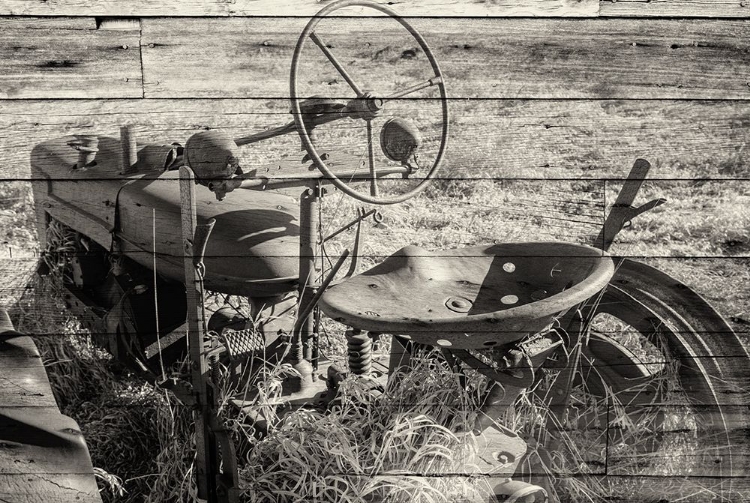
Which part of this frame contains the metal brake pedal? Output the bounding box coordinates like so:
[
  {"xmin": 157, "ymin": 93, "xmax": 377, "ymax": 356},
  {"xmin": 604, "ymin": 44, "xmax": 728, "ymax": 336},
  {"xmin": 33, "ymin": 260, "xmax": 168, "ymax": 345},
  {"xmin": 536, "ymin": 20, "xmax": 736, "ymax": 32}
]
[{"xmin": 222, "ymin": 328, "xmax": 266, "ymax": 360}]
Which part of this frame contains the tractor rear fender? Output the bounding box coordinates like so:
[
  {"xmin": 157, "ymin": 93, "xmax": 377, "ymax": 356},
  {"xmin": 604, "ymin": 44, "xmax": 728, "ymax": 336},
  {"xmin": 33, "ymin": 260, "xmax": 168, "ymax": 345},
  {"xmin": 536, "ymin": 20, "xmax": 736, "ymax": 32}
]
[
  {"xmin": 0, "ymin": 309, "xmax": 102, "ymax": 501},
  {"xmin": 611, "ymin": 258, "xmax": 744, "ymax": 359}
]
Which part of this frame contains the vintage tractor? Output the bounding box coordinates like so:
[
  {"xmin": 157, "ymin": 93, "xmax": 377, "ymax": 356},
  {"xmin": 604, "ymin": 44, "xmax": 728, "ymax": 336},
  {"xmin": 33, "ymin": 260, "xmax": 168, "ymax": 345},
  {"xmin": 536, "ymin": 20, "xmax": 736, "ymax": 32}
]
[{"xmin": 21, "ymin": 0, "xmax": 748, "ymax": 502}]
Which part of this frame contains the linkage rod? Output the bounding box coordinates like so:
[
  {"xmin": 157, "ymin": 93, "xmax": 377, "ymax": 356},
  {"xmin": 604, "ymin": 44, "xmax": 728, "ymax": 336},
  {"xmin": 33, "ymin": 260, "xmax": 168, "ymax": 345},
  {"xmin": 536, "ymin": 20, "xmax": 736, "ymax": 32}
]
[
  {"xmin": 234, "ymin": 111, "xmax": 345, "ymax": 147},
  {"xmin": 366, "ymin": 119, "xmax": 378, "ymax": 197},
  {"xmin": 234, "ymin": 122, "xmax": 296, "ymax": 147}
]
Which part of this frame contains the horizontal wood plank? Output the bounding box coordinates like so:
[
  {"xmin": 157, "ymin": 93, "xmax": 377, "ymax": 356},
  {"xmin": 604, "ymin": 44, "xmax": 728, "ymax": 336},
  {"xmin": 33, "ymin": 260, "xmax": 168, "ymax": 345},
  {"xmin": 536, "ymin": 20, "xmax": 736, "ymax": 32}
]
[
  {"xmin": 605, "ymin": 405, "xmax": 750, "ymax": 478},
  {"xmin": 141, "ymin": 18, "xmax": 750, "ymax": 99},
  {"xmin": 600, "ymin": 0, "xmax": 750, "ymax": 18},
  {"xmin": 0, "ymin": 17, "xmax": 142, "ymax": 99},
  {"xmin": 604, "ymin": 181, "xmax": 750, "ymax": 258},
  {"xmin": 0, "ymin": 407, "xmax": 92, "ymax": 473},
  {"xmin": 1, "ymin": 99, "xmax": 747, "ymax": 262},
  {"xmin": 0, "ymin": 0, "xmax": 599, "ymax": 17},
  {"xmin": 623, "ymin": 258, "xmax": 750, "ymax": 335},
  {"xmin": 551, "ymin": 475, "xmax": 750, "ymax": 502},
  {"xmin": 0, "ymin": 99, "xmax": 748, "ymax": 181},
  {"xmin": 1, "ymin": 17, "xmax": 748, "ymax": 99},
  {"xmin": 0, "ymin": 336, "xmax": 100, "ymax": 500},
  {"xmin": 6, "ymin": 0, "xmax": 750, "ymax": 19},
  {"xmin": 3, "ymin": 0, "xmax": 749, "ymax": 18},
  {"xmin": 0, "ymin": 333, "xmax": 41, "ymax": 360}
]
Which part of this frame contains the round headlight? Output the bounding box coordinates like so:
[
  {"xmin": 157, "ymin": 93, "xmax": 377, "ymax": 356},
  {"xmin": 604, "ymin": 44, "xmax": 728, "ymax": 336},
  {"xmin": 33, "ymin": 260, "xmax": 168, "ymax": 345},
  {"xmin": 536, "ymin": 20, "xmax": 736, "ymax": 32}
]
[{"xmin": 379, "ymin": 118, "xmax": 422, "ymax": 164}]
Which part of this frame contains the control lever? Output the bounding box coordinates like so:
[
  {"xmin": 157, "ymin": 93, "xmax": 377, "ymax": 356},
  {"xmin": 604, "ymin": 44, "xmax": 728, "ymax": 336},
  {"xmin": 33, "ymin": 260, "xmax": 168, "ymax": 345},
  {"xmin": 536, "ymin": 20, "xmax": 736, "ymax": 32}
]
[
  {"xmin": 594, "ymin": 158, "xmax": 666, "ymax": 252},
  {"xmin": 323, "ymin": 207, "xmax": 384, "ymax": 283}
]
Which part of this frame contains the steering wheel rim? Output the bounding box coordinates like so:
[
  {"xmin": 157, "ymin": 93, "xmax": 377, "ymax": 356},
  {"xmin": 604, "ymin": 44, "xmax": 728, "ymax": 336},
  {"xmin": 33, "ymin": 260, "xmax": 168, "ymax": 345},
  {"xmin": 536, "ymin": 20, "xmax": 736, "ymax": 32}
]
[{"xmin": 290, "ymin": 0, "xmax": 449, "ymax": 205}]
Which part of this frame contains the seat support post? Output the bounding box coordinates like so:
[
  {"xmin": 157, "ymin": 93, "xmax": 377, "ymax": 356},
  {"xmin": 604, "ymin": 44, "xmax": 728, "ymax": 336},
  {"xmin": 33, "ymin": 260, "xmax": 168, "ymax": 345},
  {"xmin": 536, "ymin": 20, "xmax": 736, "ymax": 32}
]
[{"xmin": 291, "ymin": 182, "xmax": 322, "ymax": 387}]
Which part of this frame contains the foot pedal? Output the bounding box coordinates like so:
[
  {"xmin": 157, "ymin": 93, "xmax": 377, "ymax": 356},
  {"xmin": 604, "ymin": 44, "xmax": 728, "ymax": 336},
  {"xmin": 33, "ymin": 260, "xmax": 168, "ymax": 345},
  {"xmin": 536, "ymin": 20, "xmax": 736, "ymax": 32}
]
[{"xmin": 223, "ymin": 327, "xmax": 265, "ymax": 360}]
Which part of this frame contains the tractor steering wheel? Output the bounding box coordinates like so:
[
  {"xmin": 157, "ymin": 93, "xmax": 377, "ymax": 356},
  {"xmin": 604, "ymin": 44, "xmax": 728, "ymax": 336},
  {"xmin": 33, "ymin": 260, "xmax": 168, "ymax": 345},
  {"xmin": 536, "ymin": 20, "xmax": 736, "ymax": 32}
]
[{"xmin": 290, "ymin": 0, "xmax": 449, "ymax": 205}]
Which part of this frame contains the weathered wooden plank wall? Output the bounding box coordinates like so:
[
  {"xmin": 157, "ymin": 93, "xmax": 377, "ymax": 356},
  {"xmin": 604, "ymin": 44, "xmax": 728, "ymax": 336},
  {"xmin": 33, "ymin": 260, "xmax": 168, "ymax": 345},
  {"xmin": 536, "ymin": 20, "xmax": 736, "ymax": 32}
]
[
  {"xmin": 0, "ymin": 328, "xmax": 101, "ymax": 502},
  {"xmin": 0, "ymin": 0, "xmax": 748, "ymax": 501}
]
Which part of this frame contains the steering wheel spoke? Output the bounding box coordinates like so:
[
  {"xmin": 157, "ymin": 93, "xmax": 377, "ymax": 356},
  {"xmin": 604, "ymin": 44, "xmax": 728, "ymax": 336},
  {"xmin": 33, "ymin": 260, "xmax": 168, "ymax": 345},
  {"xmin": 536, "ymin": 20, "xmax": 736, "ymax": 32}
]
[
  {"xmin": 383, "ymin": 76, "xmax": 443, "ymax": 102},
  {"xmin": 309, "ymin": 31, "xmax": 364, "ymax": 98}
]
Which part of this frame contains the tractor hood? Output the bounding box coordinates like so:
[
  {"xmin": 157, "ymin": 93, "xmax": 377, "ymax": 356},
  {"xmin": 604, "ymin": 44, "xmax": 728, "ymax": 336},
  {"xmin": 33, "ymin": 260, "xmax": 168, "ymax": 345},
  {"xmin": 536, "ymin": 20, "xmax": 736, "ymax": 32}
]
[{"xmin": 31, "ymin": 135, "xmax": 301, "ymax": 297}]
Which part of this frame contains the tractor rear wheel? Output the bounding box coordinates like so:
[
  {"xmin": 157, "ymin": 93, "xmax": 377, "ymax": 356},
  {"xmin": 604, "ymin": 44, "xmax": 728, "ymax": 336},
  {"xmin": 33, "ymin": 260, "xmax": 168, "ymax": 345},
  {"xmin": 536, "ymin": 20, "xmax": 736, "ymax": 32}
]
[{"xmin": 518, "ymin": 259, "xmax": 749, "ymax": 502}]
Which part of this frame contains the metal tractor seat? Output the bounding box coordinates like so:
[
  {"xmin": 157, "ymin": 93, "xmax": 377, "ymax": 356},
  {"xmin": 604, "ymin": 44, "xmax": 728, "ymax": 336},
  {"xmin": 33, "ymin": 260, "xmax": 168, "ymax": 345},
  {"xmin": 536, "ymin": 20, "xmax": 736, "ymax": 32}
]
[{"xmin": 320, "ymin": 242, "xmax": 614, "ymax": 349}]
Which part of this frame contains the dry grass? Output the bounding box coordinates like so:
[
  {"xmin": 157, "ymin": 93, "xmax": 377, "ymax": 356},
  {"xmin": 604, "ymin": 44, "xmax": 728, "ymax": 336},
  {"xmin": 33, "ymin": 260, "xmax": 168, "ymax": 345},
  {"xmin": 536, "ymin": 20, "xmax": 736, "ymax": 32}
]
[
  {"xmin": 16, "ymin": 271, "xmax": 738, "ymax": 502},
  {"xmin": 239, "ymin": 353, "xmax": 485, "ymax": 503}
]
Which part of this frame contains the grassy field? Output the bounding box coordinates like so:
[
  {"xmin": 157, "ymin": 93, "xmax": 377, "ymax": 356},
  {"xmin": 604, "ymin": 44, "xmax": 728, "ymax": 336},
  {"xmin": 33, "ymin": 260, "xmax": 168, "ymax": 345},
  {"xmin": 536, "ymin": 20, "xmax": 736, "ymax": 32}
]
[{"xmin": 1, "ymin": 18, "xmax": 749, "ymax": 502}]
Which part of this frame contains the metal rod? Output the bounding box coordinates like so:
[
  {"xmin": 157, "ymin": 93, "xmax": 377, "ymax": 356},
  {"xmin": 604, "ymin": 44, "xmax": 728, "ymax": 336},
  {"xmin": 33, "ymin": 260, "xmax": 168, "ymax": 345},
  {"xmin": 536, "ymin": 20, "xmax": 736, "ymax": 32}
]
[
  {"xmin": 234, "ymin": 109, "xmax": 346, "ymax": 147},
  {"xmin": 323, "ymin": 208, "xmax": 377, "ymax": 243},
  {"xmin": 296, "ymin": 186, "xmax": 321, "ymax": 363},
  {"xmin": 310, "ymin": 31, "xmax": 363, "ymax": 97},
  {"xmin": 178, "ymin": 166, "xmax": 215, "ymax": 501},
  {"xmin": 384, "ymin": 76, "xmax": 442, "ymax": 101},
  {"xmin": 152, "ymin": 208, "xmax": 166, "ymax": 381},
  {"xmin": 234, "ymin": 122, "xmax": 296, "ymax": 147},
  {"xmin": 293, "ymin": 249, "xmax": 350, "ymax": 338},
  {"xmin": 366, "ymin": 120, "xmax": 378, "ymax": 197},
  {"xmin": 237, "ymin": 166, "xmax": 409, "ymax": 192}
]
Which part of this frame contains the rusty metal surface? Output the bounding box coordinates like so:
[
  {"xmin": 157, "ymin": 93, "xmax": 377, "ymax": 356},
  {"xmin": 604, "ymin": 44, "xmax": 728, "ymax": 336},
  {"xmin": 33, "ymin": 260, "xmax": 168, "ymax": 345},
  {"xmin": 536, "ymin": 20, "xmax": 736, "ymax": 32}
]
[
  {"xmin": 30, "ymin": 136, "xmax": 155, "ymax": 250},
  {"xmin": 0, "ymin": 311, "xmax": 101, "ymax": 502},
  {"xmin": 117, "ymin": 168, "xmax": 301, "ymax": 296},
  {"xmin": 320, "ymin": 242, "xmax": 614, "ymax": 348},
  {"xmin": 32, "ymin": 135, "xmax": 303, "ymax": 297}
]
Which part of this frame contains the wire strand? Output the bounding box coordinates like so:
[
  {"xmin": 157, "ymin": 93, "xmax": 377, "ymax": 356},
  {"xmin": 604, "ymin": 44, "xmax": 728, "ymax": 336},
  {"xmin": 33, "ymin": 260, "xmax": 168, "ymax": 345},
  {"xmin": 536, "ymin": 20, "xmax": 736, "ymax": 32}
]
[{"xmin": 153, "ymin": 208, "xmax": 167, "ymax": 381}]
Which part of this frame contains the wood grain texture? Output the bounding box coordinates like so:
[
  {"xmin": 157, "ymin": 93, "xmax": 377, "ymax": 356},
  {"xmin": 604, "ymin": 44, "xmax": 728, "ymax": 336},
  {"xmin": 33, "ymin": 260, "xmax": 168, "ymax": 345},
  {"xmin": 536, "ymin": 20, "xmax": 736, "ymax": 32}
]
[
  {"xmin": 0, "ymin": 0, "xmax": 599, "ymax": 17},
  {"xmin": 0, "ymin": 17, "xmax": 142, "ymax": 99},
  {"xmin": 0, "ymin": 474, "xmax": 102, "ymax": 502},
  {"xmin": 4, "ymin": 0, "xmax": 749, "ymax": 18},
  {"xmin": 141, "ymin": 18, "xmax": 750, "ymax": 99},
  {"xmin": 1, "ymin": 17, "xmax": 748, "ymax": 99},
  {"xmin": 2, "ymin": 99, "xmax": 748, "ymax": 263},
  {"xmin": 605, "ymin": 407, "xmax": 750, "ymax": 478},
  {"xmin": 0, "ymin": 334, "xmax": 100, "ymax": 500},
  {"xmin": 0, "ymin": 333, "xmax": 41, "ymax": 360},
  {"xmin": 558, "ymin": 475, "xmax": 750, "ymax": 502},
  {"xmin": 600, "ymin": 0, "xmax": 750, "ymax": 18},
  {"xmin": 0, "ymin": 332, "xmax": 55, "ymax": 411},
  {"xmin": 0, "ymin": 99, "xmax": 748, "ymax": 181},
  {"xmin": 0, "ymin": 356, "xmax": 58, "ymax": 407}
]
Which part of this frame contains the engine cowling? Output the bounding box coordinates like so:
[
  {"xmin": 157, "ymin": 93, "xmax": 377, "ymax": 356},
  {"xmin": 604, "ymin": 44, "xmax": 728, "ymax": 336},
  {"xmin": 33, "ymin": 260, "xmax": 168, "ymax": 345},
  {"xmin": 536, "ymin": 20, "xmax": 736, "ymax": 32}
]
[{"xmin": 31, "ymin": 135, "xmax": 301, "ymax": 297}]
